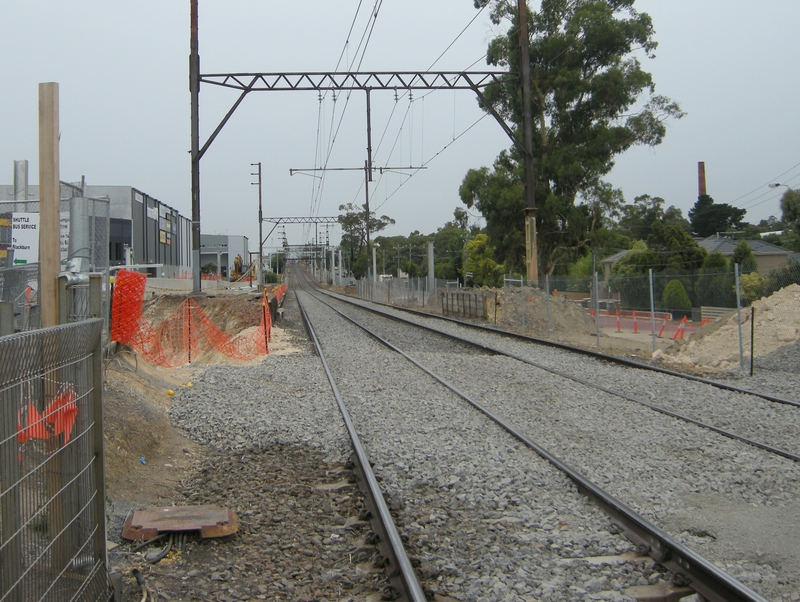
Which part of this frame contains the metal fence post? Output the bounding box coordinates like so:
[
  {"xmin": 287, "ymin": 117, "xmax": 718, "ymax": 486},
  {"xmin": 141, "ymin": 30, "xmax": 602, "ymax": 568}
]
[
  {"xmin": 735, "ymin": 263, "xmax": 744, "ymax": 369},
  {"xmin": 750, "ymin": 306, "xmax": 756, "ymax": 377},
  {"xmin": 649, "ymin": 269, "xmax": 656, "ymax": 354},
  {"xmin": 91, "ymin": 324, "xmax": 109, "ymax": 571},
  {"xmin": 58, "ymin": 274, "xmax": 70, "ymax": 325},
  {"xmin": 0, "ymin": 378, "xmax": 23, "ymax": 602},
  {"xmin": 89, "ymin": 273, "xmax": 102, "ymax": 319},
  {"xmin": 504, "ymin": 279, "xmax": 509, "ymax": 326},
  {"xmin": 594, "ymin": 272, "xmax": 601, "ymax": 347},
  {"xmin": 545, "ymin": 274, "xmax": 551, "ymax": 339}
]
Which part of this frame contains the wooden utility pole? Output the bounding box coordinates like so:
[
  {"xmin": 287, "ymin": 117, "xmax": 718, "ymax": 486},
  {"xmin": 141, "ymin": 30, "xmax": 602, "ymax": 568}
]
[
  {"xmin": 518, "ymin": 0, "xmax": 538, "ymax": 283},
  {"xmin": 39, "ymin": 82, "xmax": 60, "ymax": 328}
]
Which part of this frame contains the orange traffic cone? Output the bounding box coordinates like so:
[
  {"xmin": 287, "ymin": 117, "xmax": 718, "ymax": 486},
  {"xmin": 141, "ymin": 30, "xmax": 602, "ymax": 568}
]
[{"xmin": 672, "ymin": 316, "xmax": 687, "ymax": 340}]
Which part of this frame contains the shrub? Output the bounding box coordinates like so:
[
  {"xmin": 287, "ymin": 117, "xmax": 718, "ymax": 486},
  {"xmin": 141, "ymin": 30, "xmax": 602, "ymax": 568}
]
[
  {"xmin": 738, "ymin": 272, "xmax": 766, "ymax": 306},
  {"xmin": 662, "ymin": 279, "xmax": 691, "ymax": 316}
]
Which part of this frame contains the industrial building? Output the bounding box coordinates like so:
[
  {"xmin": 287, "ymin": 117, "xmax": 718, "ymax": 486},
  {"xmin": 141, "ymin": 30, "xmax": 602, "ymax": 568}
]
[
  {"xmin": 1, "ymin": 161, "xmax": 192, "ymax": 277},
  {"xmin": 200, "ymin": 234, "xmax": 250, "ymax": 279}
]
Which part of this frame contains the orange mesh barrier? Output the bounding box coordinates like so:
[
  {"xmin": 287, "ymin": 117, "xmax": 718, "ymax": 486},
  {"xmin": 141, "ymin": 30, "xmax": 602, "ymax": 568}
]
[
  {"xmin": 111, "ymin": 270, "xmax": 271, "ymax": 367},
  {"xmin": 110, "ymin": 269, "xmax": 148, "ymax": 344},
  {"xmin": 17, "ymin": 387, "xmax": 78, "ymax": 444}
]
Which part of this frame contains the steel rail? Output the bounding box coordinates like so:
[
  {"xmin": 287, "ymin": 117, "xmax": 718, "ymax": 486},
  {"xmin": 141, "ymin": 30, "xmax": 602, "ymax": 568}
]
[
  {"xmin": 292, "ymin": 283, "xmax": 427, "ymax": 602},
  {"xmin": 327, "ymin": 289, "xmax": 800, "ymax": 408},
  {"xmin": 301, "ymin": 283, "xmax": 768, "ymax": 602},
  {"xmin": 321, "ymin": 291, "xmax": 800, "ymax": 462}
]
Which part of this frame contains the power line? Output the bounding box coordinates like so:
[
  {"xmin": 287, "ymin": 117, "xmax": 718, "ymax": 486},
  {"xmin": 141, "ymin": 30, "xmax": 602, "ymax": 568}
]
[
  {"xmin": 726, "ymin": 160, "xmax": 800, "ymax": 210},
  {"xmin": 308, "ymin": 0, "xmax": 384, "ymax": 232}
]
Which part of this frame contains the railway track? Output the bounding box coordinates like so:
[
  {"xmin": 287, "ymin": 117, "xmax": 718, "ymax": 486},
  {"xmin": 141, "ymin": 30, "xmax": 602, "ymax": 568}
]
[
  {"xmin": 315, "ymin": 283, "xmax": 800, "ymax": 462},
  {"xmin": 290, "ymin": 267, "xmax": 795, "ymax": 601}
]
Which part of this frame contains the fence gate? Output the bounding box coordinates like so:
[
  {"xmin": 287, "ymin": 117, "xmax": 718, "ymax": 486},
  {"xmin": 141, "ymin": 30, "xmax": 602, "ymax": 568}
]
[{"xmin": 0, "ymin": 319, "xmax": 110, "ymax": 602}]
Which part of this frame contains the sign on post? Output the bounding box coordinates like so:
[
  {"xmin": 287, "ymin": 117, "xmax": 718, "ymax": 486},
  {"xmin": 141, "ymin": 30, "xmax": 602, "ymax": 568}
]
[
  {"xmin": 11, "ymin": 213, "xmax": 39, "ymax": 264},
  {"xmin": 12, "ymin": 212, "xmax": 71, "ymax": 266}
]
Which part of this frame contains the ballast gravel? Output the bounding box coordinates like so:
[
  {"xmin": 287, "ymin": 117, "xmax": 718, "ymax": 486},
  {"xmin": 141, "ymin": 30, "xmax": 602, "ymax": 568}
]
[
  {"xmin": 167, "ymin": 288, "xmax": 676, "ymax": 601},
  {"xmin": 320, "ymin": 289, "xmax": 800, "ymax": 601}
]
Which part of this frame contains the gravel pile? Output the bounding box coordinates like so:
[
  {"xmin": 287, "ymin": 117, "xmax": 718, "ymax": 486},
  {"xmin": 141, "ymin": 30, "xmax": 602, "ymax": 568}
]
[
  {"xmin": 322, "ymin": 290, "xmax": 800, "ymax": 601},
  {"xmin": 659, "ymin": 283, "xmax": 800, "ymax": 372}
]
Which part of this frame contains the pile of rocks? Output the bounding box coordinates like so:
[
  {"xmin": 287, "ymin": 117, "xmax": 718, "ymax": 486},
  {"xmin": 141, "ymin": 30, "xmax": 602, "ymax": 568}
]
[{"xmin": 657, "ymin": 283, "xmax": 800, "ymax": 372}]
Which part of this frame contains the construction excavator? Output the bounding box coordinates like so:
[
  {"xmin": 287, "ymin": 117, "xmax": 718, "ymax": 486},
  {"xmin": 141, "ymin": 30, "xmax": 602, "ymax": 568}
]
[{"xmin": 230, "ymin": 254, "xmax": 243, "ymax": 280}]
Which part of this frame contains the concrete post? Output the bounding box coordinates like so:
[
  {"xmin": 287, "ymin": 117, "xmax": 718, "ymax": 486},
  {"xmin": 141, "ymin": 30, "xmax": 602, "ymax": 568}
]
[
  {"xmin": 13, "ymin": 160, "xmax": 28, "ymax": 201},
  {"xmin": 427, "ymin": 242, "xmax": 434, "ymax": 304}
]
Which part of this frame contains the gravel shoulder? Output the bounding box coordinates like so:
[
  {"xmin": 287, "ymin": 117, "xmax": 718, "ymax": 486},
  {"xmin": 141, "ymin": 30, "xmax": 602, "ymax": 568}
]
[{"xmin": 105, "ymin": 292, "xmax": 392, "ymax": 601}]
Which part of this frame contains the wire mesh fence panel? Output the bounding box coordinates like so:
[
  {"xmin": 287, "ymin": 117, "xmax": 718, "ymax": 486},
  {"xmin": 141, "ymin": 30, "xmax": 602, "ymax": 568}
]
[
  {"xmin": 0, "ymin": 319, "xmax": 110, "ymax": 602},
  {"xmin": 0, "ymin": 199, "xmax": 110, "ymax": 336},
  {"xmin": 0, "ymin": 264, "xmax": 41, "ymax": 332}
]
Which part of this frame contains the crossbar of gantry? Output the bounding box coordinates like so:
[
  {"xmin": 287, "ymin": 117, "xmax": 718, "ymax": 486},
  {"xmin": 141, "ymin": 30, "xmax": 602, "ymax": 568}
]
[
  {"xmin": 199, "ymin": 71, "xmax": 512, "ymax": 92},
  {"xmin": 262, "ymin": 217, "xmax": 339, "ymax": 247}
]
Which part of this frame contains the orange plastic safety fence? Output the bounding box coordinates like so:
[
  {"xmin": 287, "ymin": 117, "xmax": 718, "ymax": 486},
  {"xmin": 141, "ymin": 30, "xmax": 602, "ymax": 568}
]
[
  {"xmin": 110, "ymin": 269, "xmax": 148, "ymax": 344},
  {"xmin": 111, "ymin": 269, "xmax": 271, "ymax": 367}
]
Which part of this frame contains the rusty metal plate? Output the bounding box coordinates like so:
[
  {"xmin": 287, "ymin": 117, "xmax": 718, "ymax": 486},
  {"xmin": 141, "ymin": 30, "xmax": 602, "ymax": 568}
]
[{"xmin": 121, "ymin": 505, "xmax": 238, "ymax": 541}]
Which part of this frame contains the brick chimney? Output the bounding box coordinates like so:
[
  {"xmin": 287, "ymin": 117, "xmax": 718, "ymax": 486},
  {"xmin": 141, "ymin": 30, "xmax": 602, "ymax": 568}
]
[{"xmin": 698, "ymin": 161, "xmax": 707, "ymax": 197}]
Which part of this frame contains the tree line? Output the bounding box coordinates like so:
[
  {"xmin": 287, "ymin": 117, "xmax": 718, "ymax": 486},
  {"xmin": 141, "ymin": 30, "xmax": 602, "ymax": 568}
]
[{"xmin": 335, "ymin": 0, "xmax": 800, "ymax": 292}]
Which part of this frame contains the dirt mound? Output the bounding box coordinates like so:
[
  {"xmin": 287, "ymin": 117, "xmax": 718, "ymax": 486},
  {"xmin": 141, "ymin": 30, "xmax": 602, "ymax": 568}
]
[
  {"xmin": 133, "ymin": 288, "xmax": 298, "ymax": 365},
  {"xmin": 103, "ymin": 353, "xmax": 200, "ymax": 525},
  {"xmin": 142, "ymin": 290, "xmax": 265, "ymax": 333},
  {"xmin": 657, "ymin": 283, "xmax": 800, "ymax": 372},
  {"xmin": 479, "ymin": 286, "xmax": 598, "ymax": 340}
]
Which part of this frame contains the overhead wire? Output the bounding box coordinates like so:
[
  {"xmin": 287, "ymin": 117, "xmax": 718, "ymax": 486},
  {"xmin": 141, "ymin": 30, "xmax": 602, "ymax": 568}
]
[
  {"xmin": 305, "ymin": 0, "xmax": 383, "ymax": 241},
  {"xmin": 367, "ymin": 7, "xmax": 520, "ymax": 213},
  {"xmin": 311, "ymin": 1, "xmax": 500, "ymax": 235}
]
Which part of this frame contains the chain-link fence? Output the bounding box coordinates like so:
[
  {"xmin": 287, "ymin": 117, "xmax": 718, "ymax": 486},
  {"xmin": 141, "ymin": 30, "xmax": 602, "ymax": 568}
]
[
  {"xmin": 355, "ymin": 277, "xmax": 440, "ymax": 310},
  {"xmin": 0, "ymin": 319, "xmax": 110, "ymax": 602},
  {"xmin": 0, "ymin": 198, "xmax": 110, "ymax": 335},
  {"xmin": 346, "ymin": 258, "xmax": 800, "ymax": 369}
]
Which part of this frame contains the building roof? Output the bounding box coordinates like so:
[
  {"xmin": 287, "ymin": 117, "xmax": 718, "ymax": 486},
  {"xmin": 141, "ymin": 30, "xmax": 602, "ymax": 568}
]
[
  {"xmin": 599, "ymin": 236, "xmax": 793, "ymax": 266},
  {"xmin": 698, "ymin": 235, "xmax": 791, "ymax": 256}
]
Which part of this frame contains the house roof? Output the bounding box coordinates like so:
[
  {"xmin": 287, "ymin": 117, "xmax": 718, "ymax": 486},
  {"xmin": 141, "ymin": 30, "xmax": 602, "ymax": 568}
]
[
  {"xmin": 698, "ymin": 235, "xmax": 790, "ymax": 256},
  {"xmin": 600, "ymin": 236, "xmax": 794, "ymax": 266}
]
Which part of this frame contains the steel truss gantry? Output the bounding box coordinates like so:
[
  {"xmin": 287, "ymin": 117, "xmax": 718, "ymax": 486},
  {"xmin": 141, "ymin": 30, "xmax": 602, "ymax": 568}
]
[{"xmin": 189, "ymin": 0, "xmax": 534, "ymax": 292}]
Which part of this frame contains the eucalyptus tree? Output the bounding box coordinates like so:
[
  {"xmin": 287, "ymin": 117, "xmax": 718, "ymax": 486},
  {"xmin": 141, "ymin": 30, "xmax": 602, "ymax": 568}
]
[{"xmin": 460, "ymin": 0, "xmax": 684, "ymax": 274}]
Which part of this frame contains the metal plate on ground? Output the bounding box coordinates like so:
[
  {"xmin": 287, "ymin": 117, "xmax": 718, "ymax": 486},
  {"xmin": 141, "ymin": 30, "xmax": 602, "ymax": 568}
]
[{"xmin": 121, "ymin": 505, "xmax": 238, "ymax": 541}]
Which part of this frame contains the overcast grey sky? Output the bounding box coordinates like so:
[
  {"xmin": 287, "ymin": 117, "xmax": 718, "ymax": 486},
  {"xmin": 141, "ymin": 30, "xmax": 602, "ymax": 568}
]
[{"xmin": 2, "ymin": 1, "xmax": 798, "ymax": 252}]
